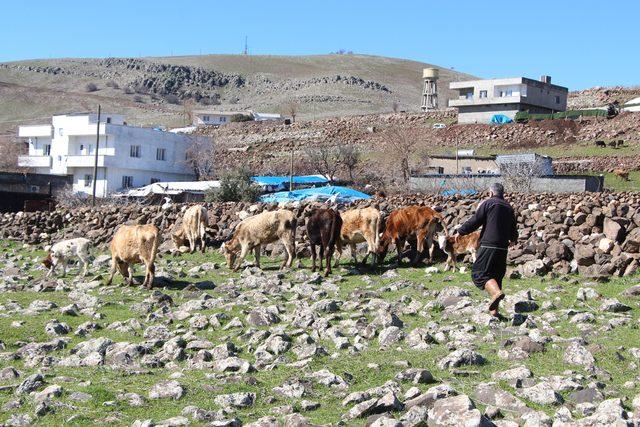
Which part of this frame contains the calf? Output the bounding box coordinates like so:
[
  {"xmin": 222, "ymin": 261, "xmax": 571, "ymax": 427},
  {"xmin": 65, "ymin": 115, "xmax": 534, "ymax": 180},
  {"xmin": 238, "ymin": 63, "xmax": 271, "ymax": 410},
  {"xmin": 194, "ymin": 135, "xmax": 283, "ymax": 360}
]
[
  {"xmin": 172, "ymin": 205, "xmax": 208, "ymax": 253},
  {"xmin": 614, "ymin": 168, "xmax": 630, "ymax": 181},
  {"xmin": 437, "ymin": 230, "xmax": 481, "ymax": 271},
  {"xmin": 377, "ymin": 206, "xmax": 448, "ymax": 266},
  {"xmin": 106, "ymin": 224, "xmax": 159, "ymax": 289},
  {"xmin": 306, "ymin": 208, "xmax": 342, "ymax": 276},
  {"xmin": 221, "ymin": 209, "xmax": 296, "ymax": 271},
  {"xmin": 334, "ymin": 207, "xmax": 381, "ymax": 267},
  {"xmin": 595, "ymin": 140, "xmax": 606, "ymax": 148},
  {"xmin": 42, "ymin": 237, "xmax": 92, "ymax": 277}
]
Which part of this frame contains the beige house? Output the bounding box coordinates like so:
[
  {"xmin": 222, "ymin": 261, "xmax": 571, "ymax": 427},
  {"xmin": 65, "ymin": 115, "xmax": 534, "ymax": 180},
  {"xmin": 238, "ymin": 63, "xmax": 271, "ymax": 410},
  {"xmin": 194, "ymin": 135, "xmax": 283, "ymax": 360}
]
[{"xmin": 423, "ymin": 155, "xmax": 499, "ymax": 175}]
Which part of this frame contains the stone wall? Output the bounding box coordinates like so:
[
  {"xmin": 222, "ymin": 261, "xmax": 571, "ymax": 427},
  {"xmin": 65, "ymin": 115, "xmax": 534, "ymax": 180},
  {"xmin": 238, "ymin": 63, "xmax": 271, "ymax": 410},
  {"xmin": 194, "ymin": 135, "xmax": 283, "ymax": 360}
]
[{"xmin": 2, "ymin": 192, "xmax": 640, "ymax": 278}]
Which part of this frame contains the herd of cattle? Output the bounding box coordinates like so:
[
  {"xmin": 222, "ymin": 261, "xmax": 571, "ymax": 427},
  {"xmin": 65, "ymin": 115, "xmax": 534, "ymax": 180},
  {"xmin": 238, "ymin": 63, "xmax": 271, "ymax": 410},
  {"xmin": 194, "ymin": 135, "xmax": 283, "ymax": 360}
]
[{"xmin": 42, "ymin": 204, "xmax": 484, "ymax": 288}]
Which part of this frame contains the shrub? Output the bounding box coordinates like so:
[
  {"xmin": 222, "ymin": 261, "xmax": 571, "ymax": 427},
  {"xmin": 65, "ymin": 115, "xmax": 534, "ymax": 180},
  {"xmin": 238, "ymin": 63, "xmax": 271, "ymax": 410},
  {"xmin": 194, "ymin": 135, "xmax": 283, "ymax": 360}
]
[
  {"xmin": 164, "ymin": 94, "xmax": 181, "ymax": 105},
  {"xmin": 230, "ymin": 113, "xmax": 254, "ymax": 122},
  {"xmin": 123, "ymin": 86, "xmax": 135, "ymax": 95},
  {"xmin": 105, "ymin": 80, "xmax": 119, "ymax": 89},
  {"xmin": 205, "ymin": 168, "xmax": 260, "ymax": 202},
  {"xmin": 200, "ymin": 95, "xmax": 221, "ymax": 106},
  {"xmin": 133, "ymin": 95, "xmax": 144, "ymax": 103},
  {"xmin": 85, "ymin": 83, "xmax": 98, "ymax": 92}
]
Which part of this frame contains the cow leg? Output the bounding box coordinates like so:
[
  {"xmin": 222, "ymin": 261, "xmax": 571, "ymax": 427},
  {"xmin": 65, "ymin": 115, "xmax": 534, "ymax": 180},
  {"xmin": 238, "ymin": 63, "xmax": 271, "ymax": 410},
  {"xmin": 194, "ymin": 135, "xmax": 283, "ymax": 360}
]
[
  {"xmin": 325, "ymin": 243, "xmax": 334, "ymax": 277},
  {"xmin": 349, "ymin": 242, "xmax": 359, "ymax": 266},
  {"xmin": 189, "ymin": 234, "xmax": 196, "ymax": 254},
  {"xmin": 412, "ymin": 230, "xmax": 427, "ymax": 266},
  {"xmin": 253, "ymin": 246, "xmax": 261, "ymax": 269},
  {"xmin": 425, "ymin": 232, "xmax": 435, "ymax": 264},
  {"xmin": 106, "ymin": 256, "xmax": 118, "ymax": 285},
  {"xmin": 310, "ymin": 243, "xmax": 317, "ymax": 272},
  {"xmin": 333, "ymin": 241, "xmax": 342, "ymax": 268},
  {"xmin": 46, "ymin": 259, "xmax": 56, "ymax": 278},
  {"xmin": 143, "ymin": 262, "xmax": 155, "ymax": 289},
  {"xmin": 395, "ymin": 237, "xmax": 406, "ymax": 264},
  {"xmin": 126, "ymin": 264, "xmax": 135, "ymax": 286},
  {"xmin": 61, "ymin": 258, "xmax": 68, "ymax": 277},
  {"xmin": 471, "ymin": 249, "xmax": 477, "ymax": 263}
]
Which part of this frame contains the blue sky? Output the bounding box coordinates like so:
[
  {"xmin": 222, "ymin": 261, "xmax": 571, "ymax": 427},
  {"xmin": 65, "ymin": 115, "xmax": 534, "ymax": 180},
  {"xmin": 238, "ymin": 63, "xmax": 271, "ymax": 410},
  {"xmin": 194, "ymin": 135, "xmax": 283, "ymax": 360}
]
[{"xmin": 2, "ymin": 0, "xmax": 638, "ymax": 89}]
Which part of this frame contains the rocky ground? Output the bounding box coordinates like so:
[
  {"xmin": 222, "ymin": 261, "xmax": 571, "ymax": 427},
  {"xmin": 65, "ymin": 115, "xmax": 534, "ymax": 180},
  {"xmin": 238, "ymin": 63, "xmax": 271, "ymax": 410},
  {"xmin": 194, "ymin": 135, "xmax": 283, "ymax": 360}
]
[{"xmin": 2, "ymin": 238, "xmax": 640, "ymax": 426}]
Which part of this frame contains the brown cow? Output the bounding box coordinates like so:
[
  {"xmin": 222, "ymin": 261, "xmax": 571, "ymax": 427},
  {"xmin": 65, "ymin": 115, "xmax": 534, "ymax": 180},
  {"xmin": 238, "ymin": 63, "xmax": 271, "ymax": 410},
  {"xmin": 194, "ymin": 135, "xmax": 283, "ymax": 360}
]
[
  {"xmin": 221, "ymin": 209, "xmax": 296, "ymax": 271},
  {"xmin": 437, "ymin": 230, "xmax": 481, "ymax": 271},
  {"xmin": 306, "ymin": 208, "xmax": 342, "ymax": 276},
  {"xmin": 172, "ymin": 205, "xmax": 208, "ymax": 253},
  {"xmin": 106, "ymin": 224, "xmax": 159, "ymax": 289},
  {"xmin": 377, "ymin": 206, "xmax": 448, "ymax": 266},
  {"xmin": 334, "ymin": 207, "xmax": 381, "ymax": 267}
]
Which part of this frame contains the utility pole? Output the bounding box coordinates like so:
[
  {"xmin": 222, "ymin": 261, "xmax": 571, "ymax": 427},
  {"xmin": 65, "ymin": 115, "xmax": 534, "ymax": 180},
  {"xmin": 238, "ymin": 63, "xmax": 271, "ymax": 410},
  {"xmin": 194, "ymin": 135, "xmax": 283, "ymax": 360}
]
[
  {"xmin": 91, "ymin": 105, "xmax": 101, "ymax": 207},
  {"xmin": 243, "ymin": 36, "xmax": 248, "ymax": 55},
  {"xmin": 289, "ymin": 146, "xmax": 294, "ymax": 192},
  {"xmin": 455, "ymin": 138, "xmax": 459, "ymax": 174}
]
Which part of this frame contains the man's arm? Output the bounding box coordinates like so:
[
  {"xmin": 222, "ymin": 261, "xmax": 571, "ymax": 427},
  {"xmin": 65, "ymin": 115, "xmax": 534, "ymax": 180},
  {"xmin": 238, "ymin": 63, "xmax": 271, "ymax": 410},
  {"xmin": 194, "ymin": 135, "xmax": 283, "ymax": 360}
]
[{"xmin": 457, "ymin": 201, "xmax": 486, "ymax": 236}]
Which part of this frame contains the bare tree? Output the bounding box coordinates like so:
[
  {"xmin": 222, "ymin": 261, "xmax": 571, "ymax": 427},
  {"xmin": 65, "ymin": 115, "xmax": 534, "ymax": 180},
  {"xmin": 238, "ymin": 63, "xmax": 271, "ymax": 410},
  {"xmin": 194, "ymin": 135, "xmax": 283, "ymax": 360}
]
[
  {"xmin": 499, "ymin": 158, "xmax": 545, "ymax": 193},
  {"xmin": 182, "ymin": 99, "xmax": 196, "ymax": 126},
  {"xmin": 0, "ymin": 135, "xmax": 26, "ymax": 172},
  {"xmin": 282, "ymin": 100, "xmax": 299, "ymax": 123},
  {"xmin": 338, "ymin": 143, "xmax": 361, "ymax": 181},
  {"xmin": 305, "ymin": 145, "xmax": 341, "ymax": 182},
  {"xmin": 185, "ymin": 136, "xmax": 216, "ymax": 180},
  {"xmin": 376, "ymin": 125, "xmax": 422, "ymax": 186}
]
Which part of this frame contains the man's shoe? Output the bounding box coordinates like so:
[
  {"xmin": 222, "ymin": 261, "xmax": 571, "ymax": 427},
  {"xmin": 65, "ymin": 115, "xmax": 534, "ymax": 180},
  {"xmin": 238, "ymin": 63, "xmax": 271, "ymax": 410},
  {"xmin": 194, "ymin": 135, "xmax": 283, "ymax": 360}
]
[{"xmin": 485, "ymin": 281, "xmax": 505, "ymax": 312}]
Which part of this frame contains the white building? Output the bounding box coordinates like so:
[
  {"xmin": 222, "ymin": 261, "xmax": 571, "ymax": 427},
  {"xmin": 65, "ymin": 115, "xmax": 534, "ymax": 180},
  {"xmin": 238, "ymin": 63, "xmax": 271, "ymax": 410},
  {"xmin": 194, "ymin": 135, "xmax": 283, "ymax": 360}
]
[
  {"xmin": 18, "ymin": 112, "xmax": 208, "ymax": 197},
  {"xmin": 449, "ymin": 76, "xmax": 568, "ymax": 124},
  {"xmin": 193, "ymin": 110, "xmax": 282, "ymax": 126}
]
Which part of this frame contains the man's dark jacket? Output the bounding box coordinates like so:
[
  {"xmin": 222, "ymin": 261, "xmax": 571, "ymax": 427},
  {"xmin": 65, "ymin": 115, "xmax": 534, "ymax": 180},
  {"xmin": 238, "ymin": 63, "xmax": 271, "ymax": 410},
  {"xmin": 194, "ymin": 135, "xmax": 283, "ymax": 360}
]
[{"xmin": 458, "ymin": 196, "xmax": 518, "ymax": 249}]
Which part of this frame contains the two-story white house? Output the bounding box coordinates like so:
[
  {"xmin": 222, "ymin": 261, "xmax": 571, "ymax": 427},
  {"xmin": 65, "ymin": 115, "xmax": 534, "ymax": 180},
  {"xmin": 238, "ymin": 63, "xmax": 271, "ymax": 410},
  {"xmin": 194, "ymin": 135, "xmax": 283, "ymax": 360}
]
[
  {"xmin": 449, "ymin": 76, "xmax": 568, "ymax": 124},
  {"xmin": 18, "ymin": 112, "xmax": 208, "ymax": 197}
]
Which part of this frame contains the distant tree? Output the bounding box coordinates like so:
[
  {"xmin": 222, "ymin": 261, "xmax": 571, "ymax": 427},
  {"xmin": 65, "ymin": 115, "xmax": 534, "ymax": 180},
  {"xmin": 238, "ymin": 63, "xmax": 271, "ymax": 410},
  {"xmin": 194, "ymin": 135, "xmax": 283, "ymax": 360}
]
[
  {"xmin": 182, "ymin": 100, "xmax": 196, "ymax": 125},
  {"xmin": 305, "ymin": 145, "xmax": 341, "ymax": 182},
  {"xmin": 123, "ymin": 86, "xmax": 135, "ymax": 95},
  {"xmin": 230, "ymin": 114, "xmax": 254, "ymax": 123},
  {"xmin": 133, "ymin": 95, "xmax": 144, "ymax": 103},
  {"xmin": 105, "ymin": 80, "xmax": 120, "ymax": 89},
  {"xmin": 164, "ymin": 94, "xmax": 181, "ymax": 105},
  {"xmin": 185, "ymin": 136, "xmax": 216, "ymax": 180},
  {"xmin": 282, "ymin": 100, "xmax": 299, "ymax": 123},
  {"xmin": 0, "ymin": 136, "xmax": 26, "ymax": 172},
  {"xmin": 200, "ymin": 95, "xmax": 221, "ymax": 106},
  {"xmin": 338, "ymin": 143, "xmax": 361, "ymax": 181},
  {"xmin": 376, "ymin": 125, "xmax": 422, "ymax": 185},
  {"xmin": 205, "ymin": 167, "xmax": 260, "ymax": 202},
  {"xmin": 85, "ymin": 83, "xmax": 98, "ymax": 92},
  {"xmin": 392, "ymin": 101, "xmax": 400, "ymax": 113}
]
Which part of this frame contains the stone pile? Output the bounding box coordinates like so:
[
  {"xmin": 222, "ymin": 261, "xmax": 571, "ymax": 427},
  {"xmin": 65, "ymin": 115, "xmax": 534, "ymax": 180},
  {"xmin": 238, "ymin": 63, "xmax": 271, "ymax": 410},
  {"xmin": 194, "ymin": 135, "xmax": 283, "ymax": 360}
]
[{"xmin": 2, "ymin": 192, "xmax": 640, "ymax": 277}]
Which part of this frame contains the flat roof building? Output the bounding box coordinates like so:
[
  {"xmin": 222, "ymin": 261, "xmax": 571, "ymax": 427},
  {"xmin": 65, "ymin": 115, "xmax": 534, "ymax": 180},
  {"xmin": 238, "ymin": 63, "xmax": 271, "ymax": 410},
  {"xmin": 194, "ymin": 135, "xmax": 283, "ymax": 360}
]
[{"xmin": 449, "ymin": 76, "xmax": 568, "ymax": 124}]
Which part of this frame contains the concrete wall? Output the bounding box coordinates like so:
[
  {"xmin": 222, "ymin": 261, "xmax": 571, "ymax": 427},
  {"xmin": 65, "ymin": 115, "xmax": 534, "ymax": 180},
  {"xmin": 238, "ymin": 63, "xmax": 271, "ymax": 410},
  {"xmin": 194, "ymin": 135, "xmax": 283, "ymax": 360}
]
[
  {"xmin": 409, "ymin": 174, "xmax": 604, "ymax": 194},
  {"xmin": 426, "ymin": 157, "xmax": 498, "ymax": 174},
  {"xmin": 457, "ymin": 104, "xmax": 521, "ymax": 124}
]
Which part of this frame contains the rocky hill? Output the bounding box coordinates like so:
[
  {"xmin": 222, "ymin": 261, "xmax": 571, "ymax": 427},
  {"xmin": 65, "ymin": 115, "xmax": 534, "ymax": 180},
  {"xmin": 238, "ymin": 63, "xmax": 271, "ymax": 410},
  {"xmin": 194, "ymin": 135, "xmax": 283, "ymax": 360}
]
[{"xmin": 0, "ymin": 54, "xmax": 474, "ymax": 134}]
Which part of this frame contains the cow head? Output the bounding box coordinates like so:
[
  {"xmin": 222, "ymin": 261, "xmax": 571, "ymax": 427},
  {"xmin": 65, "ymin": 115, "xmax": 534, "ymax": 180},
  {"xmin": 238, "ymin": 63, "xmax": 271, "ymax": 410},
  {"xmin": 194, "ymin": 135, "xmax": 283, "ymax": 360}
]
[
  {"xmin": 171, "ymin": 228, "xmax": 188, "ymax": 249},
  {"xmin": 220, "ymin": 241, "xmax": 238, "ymax": 270},
  {"xmin": 437, "ymin": 234, "xmax": 448, "ymax": 251},
  {"xmin": 375, "ymin": 232, "xmax": 391, "ymax": 264},
  {"xmin": 42, "ymin": 253, "xmax": 53, "ymax": 269}
]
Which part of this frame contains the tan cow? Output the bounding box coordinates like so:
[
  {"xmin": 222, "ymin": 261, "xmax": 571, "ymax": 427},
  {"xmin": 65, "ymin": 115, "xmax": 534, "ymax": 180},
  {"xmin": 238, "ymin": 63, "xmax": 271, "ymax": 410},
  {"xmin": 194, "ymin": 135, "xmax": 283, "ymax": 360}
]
[
  {"xmin": 106, "ymin": 224, "xmax": 159, "ymax": 289},
  {"xmin": 437, "ymin": 230, "xmax": 481, "ymax": 271},
  {"xmin": 334, "ymin": 207, "xmax": 381, "ymax": 267},
  {"xmin": 221, "ymin": 209, "xmax": 297, "ymax": 271},
  {"xmin": 172, "ymin": 205, "xmax": 208, "ymax": 253}
]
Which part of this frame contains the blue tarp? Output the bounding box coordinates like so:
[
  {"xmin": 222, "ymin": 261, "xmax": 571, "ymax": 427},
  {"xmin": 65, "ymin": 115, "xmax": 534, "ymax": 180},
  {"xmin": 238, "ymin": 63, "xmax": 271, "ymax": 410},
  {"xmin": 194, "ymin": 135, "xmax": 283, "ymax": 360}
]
[
  {"xmin": 441, "ymin": 188, "xmax": 478, "ymax": 196},
  {"xmin": 260, "ymin": 185, "xmax": 372, "ymax": 204},
  {"xmin": 251, "ymin": 175, "xmax": 328, "ymax": 187},
  {"xmin": 490, "ymin": 114, "xmax": 513, "ymax": 124}
]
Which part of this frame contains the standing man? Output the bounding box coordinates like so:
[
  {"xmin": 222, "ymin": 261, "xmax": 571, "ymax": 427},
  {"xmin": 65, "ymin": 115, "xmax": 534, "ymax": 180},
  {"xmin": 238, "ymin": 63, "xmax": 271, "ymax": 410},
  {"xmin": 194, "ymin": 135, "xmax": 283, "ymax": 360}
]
[{"xmin": 455, "ymin": 183, "xmax": 518, "ymax": 317}]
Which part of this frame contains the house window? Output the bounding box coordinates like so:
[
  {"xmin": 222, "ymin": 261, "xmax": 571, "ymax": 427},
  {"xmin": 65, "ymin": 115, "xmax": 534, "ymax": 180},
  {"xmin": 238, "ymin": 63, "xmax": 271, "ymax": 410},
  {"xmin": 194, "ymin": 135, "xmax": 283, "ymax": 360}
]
[
  {"xmin": 130, "ymin": 145, "xmax": 141, "ymax": 158},
  {"xmin": 506, "ymin": 89, "xmax": 513, "ymax": 97},
  {"xmin": 555, "ymin": 95, "xmax": 560, "ymax": 104},
  {"xmin": 150, "ymin": 178, "xmax": 160, "ymax": 184},
  {"xmin": 156, "ymin": 148, "xmax": 166, "ymax": 161},
  {"xmin": 44, "ymin": 145, "xmax": 51, "ymax": 156},
  {"xmin": 220, "ymin": 116, "xmax": 227, "ymax": 123},
  {"xmin": 80, "ymin": 144, "xmax": 84, "ymax": 153},
  {"xmin": 58, "ymin": 128, "xmax": 64, "ymax": 136},
  {"xmin": 84, "ymin": 174, "xmax": 93, "ymax": 187},
  {"xmin": 106, "ymin": 117, "xmax": 111, "ymax": 124},
  {"xmin": 203, "ymin": 115, "xmax": 210, "ymax": 122},
  {"xmin": 122, "ymin": 176, "xmax": 134, "ymax": 188},
  {"xmin": 499, "ymin": 91, "xmax": 505, "ymax": 97},
  {"xmin": 465, "ymin": 92, "xmax": 473, "ymax": 100},
  {"xmin": 479, "ymin": 90, "xmax": 487, "ymax": 99}
]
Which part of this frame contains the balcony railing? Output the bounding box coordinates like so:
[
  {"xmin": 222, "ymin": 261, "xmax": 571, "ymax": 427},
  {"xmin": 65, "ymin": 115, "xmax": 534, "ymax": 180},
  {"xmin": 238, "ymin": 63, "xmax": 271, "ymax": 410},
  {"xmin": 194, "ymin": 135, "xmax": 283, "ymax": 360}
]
[
  {"xmin": 18, "ymin": 156, "xmax": 52, "ymax": 168},
  {"xmin": 65, "ymin": 155, "xmax": 112, "ymax": 167}
]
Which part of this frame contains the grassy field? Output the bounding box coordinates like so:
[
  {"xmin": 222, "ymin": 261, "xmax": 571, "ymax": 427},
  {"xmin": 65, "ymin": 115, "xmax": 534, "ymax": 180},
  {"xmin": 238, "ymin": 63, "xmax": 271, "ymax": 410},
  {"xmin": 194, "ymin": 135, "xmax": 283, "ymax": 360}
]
[{"xmin": 0, "ymin": 240, "xmax": 639, "ymax": 425}]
